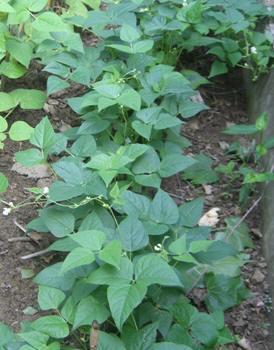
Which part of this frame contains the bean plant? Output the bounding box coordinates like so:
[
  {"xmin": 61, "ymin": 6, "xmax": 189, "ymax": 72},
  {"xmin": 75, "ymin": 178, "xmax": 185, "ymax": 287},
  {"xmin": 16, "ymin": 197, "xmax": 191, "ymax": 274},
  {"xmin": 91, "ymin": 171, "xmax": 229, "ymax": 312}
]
[{"xmin": 0, "ymin": 0, "xmax": 273, "ymax": 349}]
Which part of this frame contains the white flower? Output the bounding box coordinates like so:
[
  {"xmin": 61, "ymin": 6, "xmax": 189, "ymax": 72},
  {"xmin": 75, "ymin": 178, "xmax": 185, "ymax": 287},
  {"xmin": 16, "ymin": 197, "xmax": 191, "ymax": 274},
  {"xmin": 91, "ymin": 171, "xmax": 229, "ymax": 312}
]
[
  {"xmin": 250, "ymin": 46, "xmax": 257, "ymax": 54},
  {"xmin": 8, "ymin": 202, "xmax": 14, "ymax": 207},
  {"xmin": 43, "ymin": 186, "xmax": 49, "ymax": 195},
  {"xmin": 3, "ymin": 207, "xmax": 11, "ymax": 216},
  {"xmin": 154, "ymin": 243, "xmax": 162, "ymax": 251}
]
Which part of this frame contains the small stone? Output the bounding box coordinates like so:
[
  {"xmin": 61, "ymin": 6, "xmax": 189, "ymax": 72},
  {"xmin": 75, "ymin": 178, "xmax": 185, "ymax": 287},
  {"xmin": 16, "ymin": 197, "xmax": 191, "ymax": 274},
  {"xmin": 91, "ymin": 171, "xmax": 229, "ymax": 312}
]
[{"xmin": 252, "ymin": 269, "xmax": 265, "ymax": 283}]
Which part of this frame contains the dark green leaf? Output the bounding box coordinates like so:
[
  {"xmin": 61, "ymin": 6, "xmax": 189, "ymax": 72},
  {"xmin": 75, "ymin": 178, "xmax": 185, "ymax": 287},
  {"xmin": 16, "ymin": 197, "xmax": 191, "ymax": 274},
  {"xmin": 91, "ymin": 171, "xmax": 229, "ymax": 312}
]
[
  {"xmin": 159, "ymin": 154, "xmax": 197, "ymax": 178},
  {"xmin": 190, "ymin": 313, "xmax": 218, "ymax": 346},
  {"xmin": 0, "ymin": 173, "xmax": 8, "ymax": 194},
  {"xmin": 178, "ymin": 198, "xmax": 204, "ymax": 227},
  {"xmin": 15, "ymin": 149, "xmax": 45, "ymax": 167},
  {"xmin": 132, "ymin": 147, "xmax": 160, "ymax": 174},
  {"xmin": 30, "ymin": 116, "xmax": 55, "ymax": 150},
  {"xmin": 98, "ymin": 331, "xmax": 126, "ymax": 350},
  {"xmin": 119, "ymin": 217, "xmax": 148, "ymax": 252},
  {"xmin": 209, "ymin": 61, "xmax": 228, "ymax": 78},
  {"xmin": 149, "ymin": 189, "xmax": 179, "ymax": 225},
  {"xmin": 31, "ymin": 316, "xmax": 69, "ymax": 338},
  {"xmin": 99, "ymin": 240, "xmax": 122, "ymax": 269},
  {"xmin": 47, "ymin": 76, "xmax": 70, "ymax": 96},
  {"xmin": 222, "ymin": 124, "xmax": 257, "ymax": 135},
  {"xmin": 61, "ymin": 247, "xmax": 95, "ymax": 273},
  {"xmin": 70, "ymin": 230, "xmax": 105, "ymax": 251},
  {"xmin": 40, "ymin": 207, "xmax": 75, "ymax": 237},
  {"xmin": 38, "ymin": 286, "xmax": 66, "ymax": 311}
]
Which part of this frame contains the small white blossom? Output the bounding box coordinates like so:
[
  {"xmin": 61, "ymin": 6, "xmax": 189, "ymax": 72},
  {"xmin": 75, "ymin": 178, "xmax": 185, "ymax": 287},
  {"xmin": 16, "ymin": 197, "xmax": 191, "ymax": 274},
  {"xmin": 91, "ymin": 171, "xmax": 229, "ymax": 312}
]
[
  {"xmin": 154, "ymin": 243, "xmax": 162, "ymax": 251},
  {"xmin": 8, "ymin": 202, "xmax": 14, "ymax": 207},
  {"xmin": 244, "ymin": 63, "xmax": 248, "ymax": 67},
  {"xmin": 250, "ymin": 46, "xmax": 257, "ymax": 54},
  {"xmin": 3, "ymin": 207, "xmax": 11, "ymax": 216},
  {"xmin": 43, "ymin": 186, "xmax": 49, "ymax": 195}
]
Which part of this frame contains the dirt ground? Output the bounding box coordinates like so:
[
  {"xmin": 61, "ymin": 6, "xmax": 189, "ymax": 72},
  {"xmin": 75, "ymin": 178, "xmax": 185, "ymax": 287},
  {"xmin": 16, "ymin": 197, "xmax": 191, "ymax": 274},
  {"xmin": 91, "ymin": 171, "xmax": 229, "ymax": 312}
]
[{"xmin": 0, "ymin": 67, "xmax": 273, "ymax": 349}]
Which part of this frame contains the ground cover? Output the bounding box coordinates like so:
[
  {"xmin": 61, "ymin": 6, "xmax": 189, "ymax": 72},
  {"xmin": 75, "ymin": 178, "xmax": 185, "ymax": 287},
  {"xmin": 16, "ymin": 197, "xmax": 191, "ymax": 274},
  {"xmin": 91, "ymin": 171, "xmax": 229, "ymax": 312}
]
[{"xmin": 0, "ymin": 1, "xmax": 273, "ymax": 349}]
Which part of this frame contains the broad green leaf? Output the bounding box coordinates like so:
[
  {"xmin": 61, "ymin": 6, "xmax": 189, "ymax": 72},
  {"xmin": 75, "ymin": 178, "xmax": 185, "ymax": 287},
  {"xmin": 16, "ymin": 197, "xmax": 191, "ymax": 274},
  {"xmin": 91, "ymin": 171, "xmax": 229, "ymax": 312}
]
[
  {"xmin": 28, "ymin": 0, "xmax": 48, "ymax": 12},
  {"xmin": 133, "ymin": 39, "xmax": 154, "ymax": 53},
  {"xmin": 48, "ymin": 236, "xmax": 79, "ymax": 252},
  {"xmin": 132, "ymin": 120, "xmax": 152, "ymax": 140},
  {"xmin": 33, "ymin": 262, "xmax": 76, "ymax": 291},
  {"xmin": 205, "ymin": 273, "xmax": 250, "ymax": 311},
  {"xmin": 31, "ymin": 316, "xmax": 69, "ymax": 338},
  {"xmin": 61, "ymin": 247, "xmax": 95, "ymax": 273},
  {"xmin": 9, "ymin": 89, "xmax": 47, "ymax": 109},
  {"xmin": 149, "ymin": 189, "xmax": 179, "ymax": 225},
  {"xmin": 192, "ymin": 241, "xmax": 237, "ymax": 264},
  {"xmin": 119, "ymin": 217, "xmax": 148, "ymax": 252},
  {"xmin": 38, "ymin": 286, "xmax": 66, "ymax": 310},
  {"xmin": 142, "ymin": 221, "xmax": 168, "ymax": 236},
  {"xmin": 190, "ymin": 313, "xmax": 218, "ymax": 346},
  {"xmin": 169, "ymin": 236, "xmax": 187, "ymax": 255},
  {"xmin": 209, "ymin": 61, "xmax": 228, "ymax": 78},
  {"xmin": 117, "ymin": 89, "xmax": 141, "ymax": 111},
  {"xmin": 70, "ymin": 230, "xmax": 105, "ymax": 251},
  {"xmin": 135, "ymin": 174, "xmax": 161, "ymax": 188},
  {"xmin": 0, "ymin": 59, "xmax": 26, "ymax": 79},
  {"xmin": 73, "ymin": 296, "xmax": 110, "ymax": 329},
  {"xmin": 121, "ymin": 190, "xmax": 150, "ymax": 218},
  {"xmin": 222, "ymin": 124, "xmax": 257, "ymax": 135},
  {"xmin": 108, "ymin": 282, "xmax": 147, "ymax": 330},
  {"xmin": 61, "ymin": 296, "xmax": 75, "ymax": 324},
  {"xmin": 87, "ymin": 257, "xmax": 133, "ymax": 286},
  {"xmin": 132, "ymin": 147, "xmax": 160, "ymax": 174},
  {"xmin": 47, "ymin": 76, "xmax": 70, "ymax": 96},
  {"xmin": 179, "ymin": 100, "xmax": 209, "ymax": 118},
  {"xmin": 0, "ymin": 92, "xmax": 17, "ymax": 112},
  {"xmin": 122, "ymin": 323, "xmax": 158, "ymax": 350},
  {"xmin": 150, "ymin": 342, "xmax": 192, "ymax": 350},
  {"xmin": 40, "ymin": 207, "xmax": 75, "ymax": 237},
  {"xmin": 0, "ymin": 116, "xmax": 8, "ymax": 132},
  {"xmin": 93, "ymin": 83, "xmax": 122, "ymax": 99},
  {"xmin": 99, "ymin": 240, "xmax": 122, "ymax": 269},
  {"xmin": 107, "ymin": 44, "xmax": 133, "ymax": 53},
  {"xmin": 19, "ymin": 331, "xmax": 49, "ymax": 349},
  {"xmin": 119, "ymin": 144, "xmax": 149, "ymax": 161},
  {"xmin": 154, "ymin": 113, "xmax": 182, "ymax": 130},
  {"xmin": 135, "ymin": 254, "xmax": 182, "ymax": 287},
  {"xmin": 32, "ymin": 12, "xmax": 71, "ymax": 32},
  {"xmin": 0, "ymin": 1, "xmax": 15, "ymax": 12},
  {"xmin": 9, "ymin": 121, "xmax": 33, "ymax": 141},
  {"xmin": 49, "ymin": 181, "xmax": 84, "ymax": 201},
  {"xmin": 0, "ymin": 173, "xmax": 8, "ymax": 193},
  {"xmin": 120, "ymin": 24, "xmax": 140, "ymax": 43},
  {"xmin": 98, "ymin": 331, "xmax": 126, "ymax": 350},
  {"xmin": 215, "ymin": 217, "xmax": 254, "ymax": 251},
  {"xmin": 0, "ymin": 321, "xmax": 14, "ymax": 346},
  {"xmin": 210, "ymin": 255, "xmax": 245, "ymax": 277},
  {"xmin": 159, "ymin": 154, "xmax": 197, "ymax": 178},
  {"xmin": 52, "ymin": 157, "xmax": 88, "ymax": 185},
  {"xmin": 6, "ymin": 40, "xmax": 33, "ymax": 67},
  {"xmin": 30, "ymin": 116, "xmax": 55, "ymax": 150},
  {"xmin": 186, "ymin": 0, "xmax": 202, "ymax": 23},
  {"xmin": 15, "ymin": 149, "xmax": 45, "ymax": 166},
  {"xmin": 178, "ymin": 198, "xmax": 204, "ymax": 227},
  {"xmin": 43, "ymin": 62, "xmax": 70, "ymax": 78}
]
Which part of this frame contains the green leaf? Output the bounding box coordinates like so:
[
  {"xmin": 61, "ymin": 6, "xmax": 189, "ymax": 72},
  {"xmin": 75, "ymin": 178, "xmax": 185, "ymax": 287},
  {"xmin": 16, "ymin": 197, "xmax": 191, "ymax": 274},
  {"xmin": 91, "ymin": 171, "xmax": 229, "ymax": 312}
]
[
  {"xmin": 215, "ymin": 217, "xmax": 254, "ymax": 251},
  {"xmin": 209, "ymin": 61, "xmax": 228, "ymax": 78},
  {"xmin": 0, "ymin": 172, "xmax": 8, "ymax": 194},
  {"xmin": 0, "ymin": 321, "xmax": 14, "ymax": 346},
  {"xmin": 34, "ymin": 262, "xmax": 76, "ymax": 291},
  {"xmin": 120, "ymin": 24, "xmax": 140, "ymax": 43},
  {"xmin": 133, "ymin": 39, "xmax": 154, "ymax": 53},
  {"xmin": 38, "ymin": 286, "xmax": 66, "ymax": 310},
  {"xmin": 179, "ymin": 100, "xmax": 209, "ymax": 118},
  {"xmin": 132, "ymin": 120, "xmax": 152, "ymax": 140},
  {"xmin": 28, "ymin": 0, "xmax": 48, "ymax": 12},
  {"xmin": 122, "ymin": 323, "xmax": 158, "ymax": 350},
  {"xmin": 98, "ymin": 331, "xmax": 126, "ymax": 350},
  {"xmin": 40, "ymin": 207, "xmax": 75, "ymax": 237},
  {"xmin": 159, "ymin": 154, "xmax": 196, "ymax": 178},
  {"xmin": 121, "ymin": 190, "xmax": 150, "ymax": 218},
  {"xmin": 87, "ymin": 257, "xmax": 133, "ymax": 286},
  {"xmin": 9, "ymin": 121, "xmax": 34, "ymax": 141},
  {"xmin": 132, "ymin": 147, "xmax": 160, "ymax": 174},
  {"xmin": 108, "ymin": 282, "xmax": 147, "ymax": 330},
  {"xmin": 0, "ymin": 59, "xmax": 26, "ymax": 79},
  {"xmin": 119, "ymin": 217, "xmax": 148, "ymax": 252},
  {"xmin": 205, "ymin": 273, "xmax": 250, "ymax": 311},
  {"xmin": 93, "ymin": 83, "xmax": 122, "ymax": 99},
  {"xmin": 178, "ymin": 198, "xmax": 204, "ymax": 227},
  {"xmin": 99, "ymin": 240, "xmax": 122, "ymax": 269},
  {"xmin": 61, "ymin": 247, "xmax": 95, "ymax": 274},
  {"xmin": 0, "ymin": 92, "xmax": 17, "ymax": 112},
  {"xmin": 117, "ymin": 89, "xmax": 141, "ymax": 111},
  {"xmin": 192, "ymin": 241, "xmax": 238, "ymax": 264},
  {"xmin": 150, "ymin": 343, "xmax": 192, "ymax": 350},
  {"xmin": 70, "ymin": 230, "xmax": 105, "ymax": 251},
  {"xmin": 49, "ymin": 181, "xmax": 84, "ymax": 201},
  {"xmin": 186, "ymin": 0, "xmax": 202, "ymax": 24},
  {"xmin": 19, "ymin": 330, "xmax": 49, "ymax": 349},
  {"xmin": 30, "ymin": 116, "xmax": 55, "ymax": 150},
  {"xmin": 135, "ymin": 254, "xmax": 182, "ymax": 287},
  {"xmin": 222, "ymin": 124, "xmax": 257, "ymax": 135},
  {"xmin": 9, "ymin": 89, "xmax": 47, "ymax": 109},
  {"xmin": 6, "ymin": 40, "xmax": 33, "ymax": 67},
  {"xmin": 154, "ymin": 113, "xmax": 182, "ymax": 130},
  {"xmin": 15, "ymin": 148, "xmax": 45, "ymax": 166},
  {"xmin": 31, "ymin": 316, "xmax": 69, "ymax": 338},
  {"xmin": 32, "ymin": 12, "xmax": 70, "ymax": 32},
  {"xmin": 73, "ymin": 296, "xmax": 110, "ymax": 329},
  {"xmin": 135, "ymin": 174, "xmax": 161, "ymax": 188},
  {"xmin": 0, "ymin": 1, "xmax": 15, "ymax": 12},
  {"xmin": 149, "ymin": 189, "xmax": 179, "ymax": 225},
  {"xmin": 47, "ymin": 76, "xmax": 70, "ymax": 96},
  {"xmin": 190, "ymin": 313, "xmax": 218, "ymax": 346},
  {"xmin": 0, "ymin": 116, "xmax": 8, "ymax": 132}
]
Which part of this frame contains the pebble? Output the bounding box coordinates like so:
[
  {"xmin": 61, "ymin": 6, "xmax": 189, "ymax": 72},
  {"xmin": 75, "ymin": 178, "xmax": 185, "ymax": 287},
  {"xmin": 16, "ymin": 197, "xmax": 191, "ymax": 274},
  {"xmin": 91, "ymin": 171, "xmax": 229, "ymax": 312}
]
[{"xmin": 252, "ymin": 269, "xmax": 265, "ymax": 283}]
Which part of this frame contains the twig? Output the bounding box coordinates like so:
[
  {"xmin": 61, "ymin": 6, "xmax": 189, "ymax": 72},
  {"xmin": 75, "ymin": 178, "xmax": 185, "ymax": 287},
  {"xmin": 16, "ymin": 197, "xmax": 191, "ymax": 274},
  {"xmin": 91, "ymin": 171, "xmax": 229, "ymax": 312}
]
[
  {"xmin": 21, "ymin": 249, "xmax": 50, "ymax": 260},
  {"xmin": 90, "ymin": 320, "xmax": 99, "ymax": 350},
  {"xmin": 8, "ymin": 237, "xmax": 32, "ymax": 242},
  {"xmin": 186, "ymin": 265, "xmax": 210, "ymax": 296},
  {"xmin": 13, "ymin": 219, "xmax": 26, "ymax": 233},
  {"xmin": 225, "ymin": 194, "xmax": 263, "ymax": 242}
]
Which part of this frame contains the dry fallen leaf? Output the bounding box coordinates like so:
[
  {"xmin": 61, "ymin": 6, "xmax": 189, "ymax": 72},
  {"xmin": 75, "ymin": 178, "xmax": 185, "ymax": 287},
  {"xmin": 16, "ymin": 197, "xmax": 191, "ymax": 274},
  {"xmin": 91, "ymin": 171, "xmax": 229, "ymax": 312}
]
[
  {"xmin": 198, "ymin": 207, "xmax": 220, "ymax": 226},
  {"xmin": 202, "ymin": 184, "xmax": 213, "ymax": 195},
  {"xmin": 238, "ymin": 337, "xmax": 253, "ymax": 350}
]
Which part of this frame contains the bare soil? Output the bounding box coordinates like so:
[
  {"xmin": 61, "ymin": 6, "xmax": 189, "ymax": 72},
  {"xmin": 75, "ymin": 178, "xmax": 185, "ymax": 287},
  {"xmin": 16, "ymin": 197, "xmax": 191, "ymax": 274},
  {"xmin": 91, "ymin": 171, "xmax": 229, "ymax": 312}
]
[{"xmin": 0, "ymin": 67, "xmax": 272, "ymax": 349}]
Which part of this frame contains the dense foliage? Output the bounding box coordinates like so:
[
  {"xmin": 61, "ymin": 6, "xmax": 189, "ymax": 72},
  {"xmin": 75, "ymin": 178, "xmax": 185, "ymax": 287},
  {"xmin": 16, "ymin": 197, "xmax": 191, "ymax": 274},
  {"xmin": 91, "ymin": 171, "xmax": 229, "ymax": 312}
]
[{"xmin": 0, "ymin": 0, "xmax": 273, "ymax": 349}]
